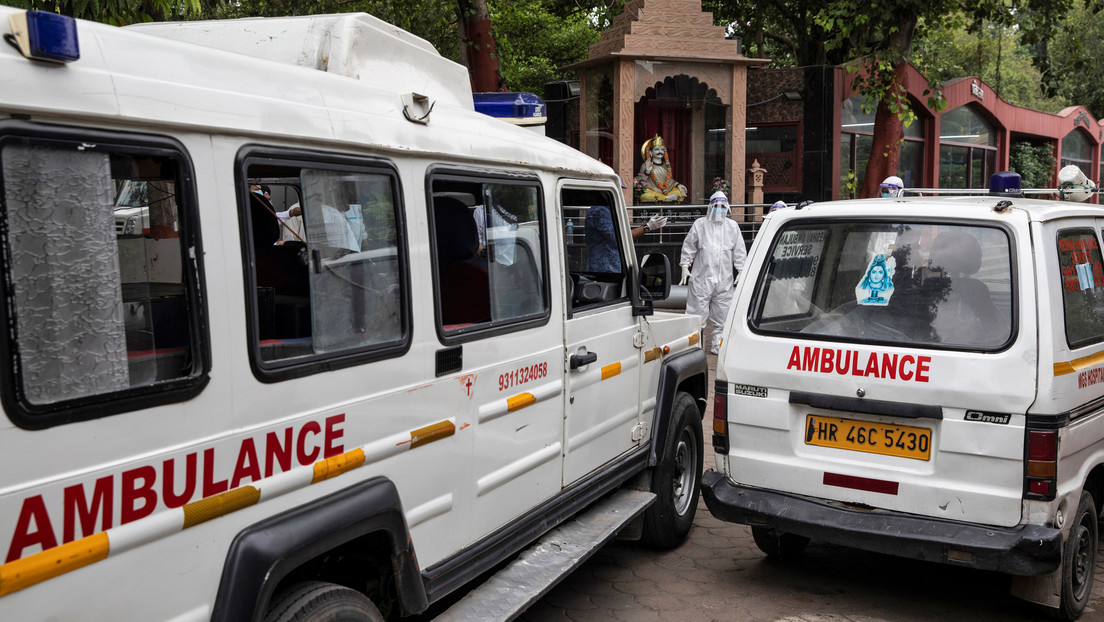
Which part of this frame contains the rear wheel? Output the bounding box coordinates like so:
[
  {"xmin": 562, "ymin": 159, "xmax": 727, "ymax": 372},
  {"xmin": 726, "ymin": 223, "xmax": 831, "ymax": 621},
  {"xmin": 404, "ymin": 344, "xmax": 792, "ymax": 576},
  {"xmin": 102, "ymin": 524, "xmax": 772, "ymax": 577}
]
[
  {"xmin": 1057, "ymin": 491, "xmax": 1097, "ymax": 620},
  {"xmin": 264, "ymin": 581, "xmax": 385, "ymax": 622},
  {"xmin": 751, "ymin": 526, "xmax": 810, "ymax": 562},
  {"xmin": 642, "ymin": 391, "xmax": 702, "ymax": 548}
]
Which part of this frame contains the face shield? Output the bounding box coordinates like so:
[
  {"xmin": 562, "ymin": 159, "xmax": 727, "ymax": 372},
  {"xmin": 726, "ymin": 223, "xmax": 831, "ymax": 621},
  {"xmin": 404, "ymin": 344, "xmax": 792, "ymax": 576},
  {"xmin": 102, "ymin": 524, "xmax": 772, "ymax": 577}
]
[
  {"xmin": 879, "ymin": 184, "xmax": 901, "ymax": 198},
  {"xmin": 709, "ymin": 202, "xmax": 729, "ymax": 221}
]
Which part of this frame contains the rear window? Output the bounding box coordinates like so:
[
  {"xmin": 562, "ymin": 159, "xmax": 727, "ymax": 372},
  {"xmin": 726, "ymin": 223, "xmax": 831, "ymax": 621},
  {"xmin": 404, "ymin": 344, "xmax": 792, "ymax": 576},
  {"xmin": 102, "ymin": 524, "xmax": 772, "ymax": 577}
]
[
  {"xmin": 751, "ymin": 221, "xmax": 1013, "ymax": 350},
  {"xmin": 1058, "ymin": 229, "xmax": 1104, "ymax": 349}
]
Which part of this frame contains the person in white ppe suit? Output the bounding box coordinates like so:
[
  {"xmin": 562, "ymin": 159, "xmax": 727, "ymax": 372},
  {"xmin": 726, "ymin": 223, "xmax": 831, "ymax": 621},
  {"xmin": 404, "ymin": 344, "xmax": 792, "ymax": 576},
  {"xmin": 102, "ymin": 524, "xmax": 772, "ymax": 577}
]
[
  {"xmin": 879, "ymin": 175, "xmax": 904, "ymax": 198},
  {"xmin": 679, "ymin": 191, "xmax": 747, "ymax": 354}
]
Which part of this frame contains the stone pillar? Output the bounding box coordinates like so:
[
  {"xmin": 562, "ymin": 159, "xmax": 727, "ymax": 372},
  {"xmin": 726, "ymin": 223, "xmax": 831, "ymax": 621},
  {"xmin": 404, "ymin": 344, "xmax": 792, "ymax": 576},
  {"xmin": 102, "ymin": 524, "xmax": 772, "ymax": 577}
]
[
  {"xmin": 613, "ymin": 58, "xmax": 635, "ymax": 206},
  {"xmin": 748, "ymin": 159, "xmax": 766, "ymax": 217},
  {"xmin": 729, "ymin": 65, "xmax": 748, "ymax": 214}
]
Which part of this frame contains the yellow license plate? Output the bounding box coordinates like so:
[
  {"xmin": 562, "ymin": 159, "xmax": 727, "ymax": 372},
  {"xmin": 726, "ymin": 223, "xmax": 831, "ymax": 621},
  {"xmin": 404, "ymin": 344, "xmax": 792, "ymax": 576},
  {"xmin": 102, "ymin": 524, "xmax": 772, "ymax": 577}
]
[{"xmin": 805, "ymin": 414, "xmax": 932, "ymax": 461}]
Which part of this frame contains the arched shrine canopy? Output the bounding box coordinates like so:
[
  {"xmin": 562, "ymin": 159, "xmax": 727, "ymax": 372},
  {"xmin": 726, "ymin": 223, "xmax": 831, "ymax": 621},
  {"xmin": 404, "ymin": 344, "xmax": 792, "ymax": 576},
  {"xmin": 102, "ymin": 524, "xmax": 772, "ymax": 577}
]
[{"xmin": 564, "ymin": 0, "xmax": 765, "ymax": 208}]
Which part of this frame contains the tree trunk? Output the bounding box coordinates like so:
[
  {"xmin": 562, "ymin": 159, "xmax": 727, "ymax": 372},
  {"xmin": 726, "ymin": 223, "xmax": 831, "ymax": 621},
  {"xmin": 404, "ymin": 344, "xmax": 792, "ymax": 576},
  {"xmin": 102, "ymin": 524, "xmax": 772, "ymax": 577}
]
[
  {"xmin": 859, "ymin": 17, "xmax": 917, "ymax": 198},
  {"xmin": 457, "ymin": 0, "xmax": 505, "ymax": 93},
  {"xmin": 860, "ymin": 72, "xmax": 906, "ymax": 198}
]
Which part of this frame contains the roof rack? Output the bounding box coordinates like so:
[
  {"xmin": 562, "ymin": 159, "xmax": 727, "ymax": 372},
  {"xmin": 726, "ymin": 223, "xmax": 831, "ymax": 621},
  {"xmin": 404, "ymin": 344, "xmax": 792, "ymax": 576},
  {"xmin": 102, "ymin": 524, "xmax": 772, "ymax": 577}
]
[{"xmin": 901, "ymin": 167, "xmax": 1099, "ymax": 202}]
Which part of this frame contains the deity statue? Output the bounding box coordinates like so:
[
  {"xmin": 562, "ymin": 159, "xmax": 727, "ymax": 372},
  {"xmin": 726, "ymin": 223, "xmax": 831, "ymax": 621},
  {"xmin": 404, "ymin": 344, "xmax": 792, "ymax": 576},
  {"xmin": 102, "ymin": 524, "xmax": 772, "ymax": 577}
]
[{"xmin": 638, "ymin": 134, "xmax": 687, "ymax": 202}]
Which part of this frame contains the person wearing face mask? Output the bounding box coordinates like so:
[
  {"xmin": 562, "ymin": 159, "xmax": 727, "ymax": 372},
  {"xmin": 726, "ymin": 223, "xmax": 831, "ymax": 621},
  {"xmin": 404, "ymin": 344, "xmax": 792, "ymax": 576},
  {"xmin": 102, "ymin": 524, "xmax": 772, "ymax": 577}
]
[
  {"xmin": 879, "ymin": 175, "xmax": 904, "ymax": 198},
  {"xmin": 679, "ymin": 191, "xmax": 747, "ymax": 355}
]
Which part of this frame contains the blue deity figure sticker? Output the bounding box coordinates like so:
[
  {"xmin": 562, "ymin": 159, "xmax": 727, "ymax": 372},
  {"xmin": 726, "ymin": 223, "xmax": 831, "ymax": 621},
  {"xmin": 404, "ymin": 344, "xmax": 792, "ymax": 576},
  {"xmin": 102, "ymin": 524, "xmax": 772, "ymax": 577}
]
[{"xmin": 855, "ymin": 253, "xmax": 895, "ymax": 306}]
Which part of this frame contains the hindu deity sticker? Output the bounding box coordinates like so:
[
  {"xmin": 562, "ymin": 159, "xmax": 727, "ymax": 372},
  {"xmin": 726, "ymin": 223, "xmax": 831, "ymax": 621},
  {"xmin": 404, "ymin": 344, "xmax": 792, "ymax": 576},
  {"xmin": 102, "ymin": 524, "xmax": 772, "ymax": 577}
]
[{"xmin": 855, "ymin": 253, "xmax": 895, "ymax": 306}]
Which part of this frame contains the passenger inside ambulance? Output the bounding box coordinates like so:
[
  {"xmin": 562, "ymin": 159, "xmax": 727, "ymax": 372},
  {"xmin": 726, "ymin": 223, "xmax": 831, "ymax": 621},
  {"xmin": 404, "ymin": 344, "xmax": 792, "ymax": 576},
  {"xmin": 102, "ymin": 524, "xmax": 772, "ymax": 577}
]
[
  {"xmin": 431, "ymin": 179, "xmax": 546, "ymax": 333},
  {"xmin": 562, "ymin": 189, "xmax": 628, "ymax": 312},
  {"xmin": 246, "ymin": 162, "xmax": 403, "ymax": 364}
]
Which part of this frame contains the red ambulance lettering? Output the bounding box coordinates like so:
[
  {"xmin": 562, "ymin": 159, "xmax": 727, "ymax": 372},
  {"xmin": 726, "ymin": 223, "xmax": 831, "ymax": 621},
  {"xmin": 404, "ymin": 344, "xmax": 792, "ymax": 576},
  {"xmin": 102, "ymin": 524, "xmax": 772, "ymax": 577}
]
[
  {"xmin": 786, "ymin": 346, "xmax": 930, "ymax": 383},
  {"xmin": 163, "ymin": 453, "xmax": 197, "ymax": 509},
  {"xmin": 297, "ymin": 421, "xmax": 322, "ymax": 464},
  {"xmin": 230, "ymin": 438, "xmax": 262, "ymax": 489},
  {"xmin": 121, "ymin": 466, "xmax": 158, "ymax": 524},
  {"xmin": 202, "ymin": 447, "xmax": 229, "ymax": 498},
  {"xmin": 7, "ymin": 496, "xmax": 54, "ymax": 563},
  {"xmin": 265, "ymin": 428, "xmax": 293, "ymax": 477},
  {"xmin": 63, "ymin": 476, "xmax": 113, "ymax": 543},
  {"xmin": 5, "ymin": 414, "xmax": 347, "ymax": 562}
]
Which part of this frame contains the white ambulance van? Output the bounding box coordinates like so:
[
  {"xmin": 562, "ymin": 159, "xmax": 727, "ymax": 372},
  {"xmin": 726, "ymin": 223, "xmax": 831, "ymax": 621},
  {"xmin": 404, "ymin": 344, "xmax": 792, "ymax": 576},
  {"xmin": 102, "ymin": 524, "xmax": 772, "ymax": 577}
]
[
  {"xmin": 0, "ymin": 8, "xmax": 708, "ymax": 621},
  {"xmin": 704, "ymin": 176, "xmax": 1104, "ymax": 619}
]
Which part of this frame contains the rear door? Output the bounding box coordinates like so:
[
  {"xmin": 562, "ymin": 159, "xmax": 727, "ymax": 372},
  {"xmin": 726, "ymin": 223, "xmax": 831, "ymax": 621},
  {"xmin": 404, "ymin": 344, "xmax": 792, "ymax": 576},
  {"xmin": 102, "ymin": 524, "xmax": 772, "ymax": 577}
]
[
  {"xmin": 427, "ymin": 171, "xmax": 564, "ymax": 538},
  {"xmin": 559, "ymin": 182, "xmax": 642, "ymax": 485},
  {"xmin": 724, "ymin": 211, "xmax": 1036, "ymax": 527}
]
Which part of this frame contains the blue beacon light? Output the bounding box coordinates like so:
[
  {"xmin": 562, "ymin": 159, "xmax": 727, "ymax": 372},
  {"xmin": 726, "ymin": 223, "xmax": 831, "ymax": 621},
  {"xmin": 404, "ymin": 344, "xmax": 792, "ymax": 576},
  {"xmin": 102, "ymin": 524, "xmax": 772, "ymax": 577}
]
[{"xmin": 7, "ymin": 10, "xmax": 80, "ymax": 63}]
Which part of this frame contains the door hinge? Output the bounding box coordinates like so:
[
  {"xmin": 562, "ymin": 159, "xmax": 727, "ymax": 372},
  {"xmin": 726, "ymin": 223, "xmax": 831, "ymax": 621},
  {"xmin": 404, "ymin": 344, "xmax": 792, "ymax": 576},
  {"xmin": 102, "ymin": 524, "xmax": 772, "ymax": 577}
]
[
  {"xmin": 633, "ymin": 331, "xmax": 646, "ymax": 348},
  {"xmin": 631, "ymin": 422, "xmax": 645, "ymax": 442}
]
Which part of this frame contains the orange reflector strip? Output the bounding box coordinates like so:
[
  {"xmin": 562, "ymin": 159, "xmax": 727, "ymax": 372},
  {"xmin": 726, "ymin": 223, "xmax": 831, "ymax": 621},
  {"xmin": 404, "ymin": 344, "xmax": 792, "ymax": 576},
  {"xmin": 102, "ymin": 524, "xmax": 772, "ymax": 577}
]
[
  {"xmin": 601, "ymin": 362, "xmax": 621, "ymax": 380},
  {"xmin": 1054, "ymin": 348, "xmax": 1104, "ymax": 376},
  {"xmin": 0, "ymin": 532, "xmax": 109, "ymax": 597},
  {"xmin": 688, "ymin": 333, "xmax": 700, "ymax": 346},
  {"xmin": 411, "ymin": 420, "xmax": 456, "ymax": 448},
  {"xmin": 506, "ymin": 393, "xmax": 536, "ymax": 412},
  {"xmin": 312, "ymin": 448, "xmax": 367, "ymax": 484},
  {"xmin": 713, "ymin": 419, "xmax": 726, "ymax": 435},
  {"xmin": 644, "ymin": 348, "xmax": 662, "ymax": 363},
  {"xmin": 1028, "ymin": 461, "xmax": 1057, "ymax": 477},
  {"xmin": 183, "ymin": 486, "xmax": 260, "ymax": 529}
]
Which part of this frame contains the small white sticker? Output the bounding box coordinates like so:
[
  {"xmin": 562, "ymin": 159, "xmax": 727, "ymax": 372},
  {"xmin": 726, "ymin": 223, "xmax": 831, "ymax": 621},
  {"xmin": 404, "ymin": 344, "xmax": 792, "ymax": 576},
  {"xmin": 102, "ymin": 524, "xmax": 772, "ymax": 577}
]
[{"xmin": 855, "ymin": 253, "xmax": 895, "ymax": 306}]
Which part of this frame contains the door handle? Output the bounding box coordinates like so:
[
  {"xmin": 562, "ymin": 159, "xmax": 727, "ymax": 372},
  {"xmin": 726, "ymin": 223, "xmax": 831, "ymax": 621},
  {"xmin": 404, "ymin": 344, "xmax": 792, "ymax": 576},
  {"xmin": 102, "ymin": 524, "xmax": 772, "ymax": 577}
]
[{"xmin": 570, "ymin": 351, "xmax": 598, "ymax": 370}]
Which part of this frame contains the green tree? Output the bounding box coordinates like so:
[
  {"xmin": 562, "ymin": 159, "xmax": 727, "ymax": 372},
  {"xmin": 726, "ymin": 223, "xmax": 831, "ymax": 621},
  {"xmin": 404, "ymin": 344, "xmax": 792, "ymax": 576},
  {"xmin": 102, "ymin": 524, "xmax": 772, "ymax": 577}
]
[
  {"xmin": 490, "ymin": 0, "xmax": 600, "ymax": 94},
  {"xmin": 7, "ymin": 0, "xmax": 204, "ymax": 24},
  {"xmin": 705, "ymin": 0, "xmax": 852, "ymax": 66},
  {"xmin": 814, "ymin": 0, "xmax": 1097, "ymax": 197},
  {"xmin": 1009, "ymin": 141, "xmax": 1057, "ymax": 188},
  {"xmin": 1049, "ymin": 3, "xmax": 1104, "ymax": 119},
  {"xmin": 912, "ymin": 21, "xmax": 1069, "ymax": 113}
]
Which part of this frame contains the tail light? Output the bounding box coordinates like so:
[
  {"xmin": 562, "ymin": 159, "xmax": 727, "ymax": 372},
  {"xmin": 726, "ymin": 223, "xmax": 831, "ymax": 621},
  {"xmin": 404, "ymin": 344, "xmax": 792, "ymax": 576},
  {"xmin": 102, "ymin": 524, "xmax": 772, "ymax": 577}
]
[
  {"xmin": 713, "ymin": 379, "xmax": 729, "ymax": 454},
  {"xmin": 1024, "ymin": 428, "xmax": 1058, "ymax": 500}
]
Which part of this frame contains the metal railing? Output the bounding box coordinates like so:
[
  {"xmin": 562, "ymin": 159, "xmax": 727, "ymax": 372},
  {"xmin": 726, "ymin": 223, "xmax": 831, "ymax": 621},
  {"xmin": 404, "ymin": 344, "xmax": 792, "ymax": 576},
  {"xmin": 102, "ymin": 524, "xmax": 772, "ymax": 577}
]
[{"xmin": 628, "ymin": 203, "xmax": 770, "ymax": 280}]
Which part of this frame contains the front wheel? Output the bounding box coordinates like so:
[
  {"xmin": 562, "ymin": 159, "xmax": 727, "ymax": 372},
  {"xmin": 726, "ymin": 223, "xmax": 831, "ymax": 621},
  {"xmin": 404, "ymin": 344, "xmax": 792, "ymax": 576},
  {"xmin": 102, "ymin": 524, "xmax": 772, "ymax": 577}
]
[
  {"xmin": 642, "ymin": 391, "xmax": 703, "ymax": 549},
  {"xmin": 1057, "ymin": 491, "xmax": 1098, "ymax": 620},
  {"xmin": 264, "ymin": 581, "xmax": 385, "ymax": 622}
]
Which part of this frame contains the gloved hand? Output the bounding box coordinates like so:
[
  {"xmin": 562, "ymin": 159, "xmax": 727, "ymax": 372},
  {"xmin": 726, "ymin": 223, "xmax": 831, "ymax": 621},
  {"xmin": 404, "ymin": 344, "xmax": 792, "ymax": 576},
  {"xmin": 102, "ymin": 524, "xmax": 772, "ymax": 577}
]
[
  {"xmin": 646, "ymin": 215, "xmax": 668, "ymax": 231},
  {"xmin": 679, "ymin": 264, "xmax": 690, "ymax": 286}
]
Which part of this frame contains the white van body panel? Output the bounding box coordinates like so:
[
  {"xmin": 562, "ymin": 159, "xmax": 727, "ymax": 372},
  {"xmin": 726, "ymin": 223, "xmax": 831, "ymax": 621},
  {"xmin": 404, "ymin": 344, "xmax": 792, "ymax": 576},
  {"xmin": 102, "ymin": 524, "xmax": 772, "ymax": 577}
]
[
  {"xmin": 721, "ymin": 199, "xmax": 1038, "ymax": 527},
  {"xmin": 0, "ymin": 9, "xmax": 706, "ymax": 621}
]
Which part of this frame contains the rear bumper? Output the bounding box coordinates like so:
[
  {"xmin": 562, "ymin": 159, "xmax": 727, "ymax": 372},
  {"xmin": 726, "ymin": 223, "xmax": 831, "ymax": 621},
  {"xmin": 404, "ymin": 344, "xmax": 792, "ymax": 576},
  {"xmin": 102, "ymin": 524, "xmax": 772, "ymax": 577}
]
[{"xmin": 701, "ymin": 469, "xmax": 1061, "ymax": 575}]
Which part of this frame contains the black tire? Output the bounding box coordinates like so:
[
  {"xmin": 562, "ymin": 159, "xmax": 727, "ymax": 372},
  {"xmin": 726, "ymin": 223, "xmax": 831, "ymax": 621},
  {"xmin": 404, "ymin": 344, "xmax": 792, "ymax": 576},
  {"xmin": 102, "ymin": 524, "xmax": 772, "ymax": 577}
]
[
  {"xmin": 1057, "ymin": 491, "xmax": 1098, "ymax": 620},
  {"xmin": 751, "ymin": 526, "xmax": 810, "ymax": 562},
  {"xmin": 642, "ymin": 391, "xmax": 703, "ymax": 548},
  {"xmin": 264, "ymin": 581, "xmax": 385, "ymax": 622}
]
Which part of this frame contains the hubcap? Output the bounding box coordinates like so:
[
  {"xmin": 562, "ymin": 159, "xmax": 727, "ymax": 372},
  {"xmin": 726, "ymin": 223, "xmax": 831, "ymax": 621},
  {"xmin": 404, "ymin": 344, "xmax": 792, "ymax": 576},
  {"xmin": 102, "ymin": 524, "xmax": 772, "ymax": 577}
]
[
  {"xmin": 1071, "ymin": 517, "xmax": 1093, "ymax": 601},
  {"xmin": 671, "ymin": 428, "xmax": 696, "ymax": 516}
]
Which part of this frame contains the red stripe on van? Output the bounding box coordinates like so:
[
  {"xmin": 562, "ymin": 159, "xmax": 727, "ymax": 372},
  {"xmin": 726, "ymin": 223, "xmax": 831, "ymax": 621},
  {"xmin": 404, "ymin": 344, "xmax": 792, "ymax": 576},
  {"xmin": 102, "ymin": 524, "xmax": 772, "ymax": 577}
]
[{"xmin": 823, "ymin": 472, "xmax": 899, "ymax": 495}]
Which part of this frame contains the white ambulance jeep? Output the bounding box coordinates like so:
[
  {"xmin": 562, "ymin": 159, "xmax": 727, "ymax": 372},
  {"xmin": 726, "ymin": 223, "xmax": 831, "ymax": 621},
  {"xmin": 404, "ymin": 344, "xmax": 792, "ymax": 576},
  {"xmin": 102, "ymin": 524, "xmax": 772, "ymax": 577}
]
[{"xmin": 704, "ymin": 176, "xmax": 1104, "ymax": 619}]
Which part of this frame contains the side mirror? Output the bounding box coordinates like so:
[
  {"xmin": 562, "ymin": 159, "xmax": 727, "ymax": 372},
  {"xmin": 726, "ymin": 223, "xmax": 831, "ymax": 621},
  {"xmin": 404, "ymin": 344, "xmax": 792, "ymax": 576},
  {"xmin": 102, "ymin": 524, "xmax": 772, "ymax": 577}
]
[{"xmin": 638, "ymin": 252, "xmax": 671, "ymax": 302}]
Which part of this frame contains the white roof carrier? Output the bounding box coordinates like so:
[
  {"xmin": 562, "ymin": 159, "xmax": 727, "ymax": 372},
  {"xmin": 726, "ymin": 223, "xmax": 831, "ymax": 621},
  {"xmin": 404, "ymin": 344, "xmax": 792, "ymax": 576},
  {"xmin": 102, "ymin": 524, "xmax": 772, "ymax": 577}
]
[{"xmin": 126, "ymin": 13, "xmax": 473, "ymax": 110}]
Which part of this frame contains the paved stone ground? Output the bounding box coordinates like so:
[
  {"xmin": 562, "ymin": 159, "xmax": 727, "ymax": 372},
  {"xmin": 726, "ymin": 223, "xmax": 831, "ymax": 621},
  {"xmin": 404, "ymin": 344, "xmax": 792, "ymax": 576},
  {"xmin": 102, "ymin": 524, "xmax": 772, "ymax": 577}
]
[{"xmin": 517, "ymin": 339, "xmax": 1104, "ymax": 622}]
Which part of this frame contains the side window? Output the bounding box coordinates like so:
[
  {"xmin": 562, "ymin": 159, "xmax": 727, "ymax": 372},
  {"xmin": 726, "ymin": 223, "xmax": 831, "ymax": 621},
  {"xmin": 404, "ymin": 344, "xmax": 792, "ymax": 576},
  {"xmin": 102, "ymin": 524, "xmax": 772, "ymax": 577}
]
[
  {"xmin": 242, "ymin": 152, "xmax": 407, "ymax": 375},
  {"xmin": 429, "ymin": 174, "xmax": 548, "ymax": 336},
  {"xmin": 1058, "ymin": 228, "xmax": 1104, "ymax": 348},
  {"xmin": 0, "ymin": 127, "xmax": 206, "ymax": 426},
  {"xmin": 562, "ymin": 187, "xmax": 628, "ymax": 313}
]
